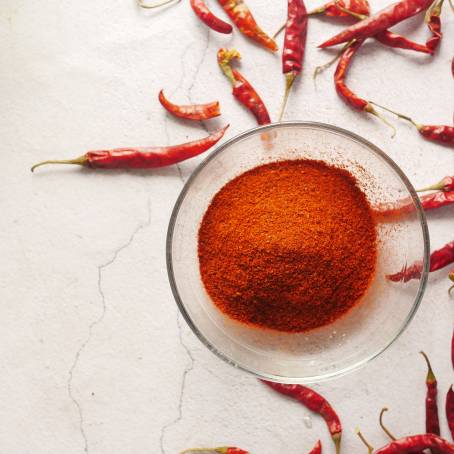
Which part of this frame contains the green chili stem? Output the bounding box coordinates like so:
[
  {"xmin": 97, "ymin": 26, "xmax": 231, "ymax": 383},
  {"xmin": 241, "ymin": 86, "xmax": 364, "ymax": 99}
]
[
  {"xmin": 278, "ymin": 72, "xmax": 296, "ymax": 122},
  {"xmin": 356, "ymin": 428, "xmax": 374, "ymax": 454},
  {"xmin": 31, "ymin": 155, "xmax": 88, "ymax": 172},
  {"xmin": 379, "ymin": 408, "xmax": 397, "ymax": 441},
  {"xmin": 367, "ymin": 105, "xmax": 397, "ymax": 138},
  {"xmin": 370, "ymin": 101, "xmax": 422, "ymax": 130},
  {"xmin": 416, "ymin": 181, "xmax": 445, "ymax": 192},
  {"xmin": 137, "ymin": 0, "xmax": 181, "ymax": 9},
  {"xmin": 180, "ymin": 449, "xmax": 227, "ymax": 454},
  {"xmin": 218, "ymin": 49, "xmax": 241, "ymax": 86}
]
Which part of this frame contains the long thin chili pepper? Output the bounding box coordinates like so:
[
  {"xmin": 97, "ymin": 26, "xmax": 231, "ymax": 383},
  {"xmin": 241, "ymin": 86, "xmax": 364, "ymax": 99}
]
[
  {"xmin": 374, "ymin": 434, "xmax": 454, "ymax": 453},
  {"xmin": 421, "ymin": 351, "xmax": 441, "ymax": 436},
  {"xmin": 371, "ymin": 102, "xmax": 454, "ymax": 145},
  {"xmin": 417, "ymin": 176, "xmax": 454, "ymax": 193},
  {"xmin": 217, "ymin": 0, "xmax": 277, "ymax": 51},
  {"xmin": 190, "ymin": 0, "xmax": 233, "ymax": 33},
  {"xmin": 387, "ymin": 241, "xmax": 454, "ymax": 282},
  {"xmin": 181, "ymin": 448, "xmax": 249, "ymax": 453},
  {"xmin": 334, "ymin": 39, "xmax": 395, "ymax": 134},
  {"xmin": 310, "ymin": 0, "xmax": 369, "ymax": 17},
  {"xmin": 319, "ymin": 0, "xmax": 434, "ymax": 48},
  {"xmin": 30, "ymin": 125, "xmax": 229, "ymax": 171},
  {"xmin": 374, "ymin": 30, "xmax": 433, "ymax": 54},
  {"xmin": 309, "ymin": 440, "xmax": 322, "ymax": 454},
  {"xmin": 261, "ymin": 381, "xmax": 342, "ymax": 454},
  {"xmin": 279, "ymin": 0, "xmax": 308, "ymax": 121},
  {"xmin": 159, "ymin": 90, "xmax": 221, "ymax": 120},
  {"xmin": 217, "ymin": 48, "xmax": 271, "ymax": 125},
  {"xmin": 447, "ymin": 387, "xmax": 454, "ymax": 440}
]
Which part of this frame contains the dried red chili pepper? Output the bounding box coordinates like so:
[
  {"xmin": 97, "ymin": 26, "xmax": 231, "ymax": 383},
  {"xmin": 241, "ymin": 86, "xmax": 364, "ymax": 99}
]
[
  {"xmin": 30, "ymin": 125, "xmax": 229, "ymax": 171},
  {"xmin": 387, "ymin": 240, "xmax": 454, "ymax": 282},
  {"xmin": 319, "ymin": 0, "xmax": 434, "ymax": 48},
  {"xmin": 310, "ymin": 0, "xmax": 369, "ymax": 17},
  {"xmin": 417, "ymin": 176, "xmax": 454, "ymax": 193},
  {"xmin": 190, "ymin": 0, "xmax": 233, "ymax": 33},
  {"xmin": 181, "ymin": 448, "xmax": 249, "ymax": 453},
  {"xmin": 159, "ymin": 90, "xmax": 221, "ymax": 120},
  {"xmin": 262, "ymin": 381, "xmax": 342, "ymax": 454},
  {"xmin": 425, "ymin": 0, "xmax": 443, "ymax": 52},
  {"xmin": 309, "ymin": 440, "xmax": 322, "ymax": 454},
  {"xmin": 334, "ymin": 39, "xmax": 395, "ymax": 134},
  {"xmin": 217, "ymin": 0, "xmax": 277, "ymax": 51},
  {"xmin": 374, "ymin": 434, "xmax": 454, "ymax": 453},
  {"xmin": 374, "ymin": 30, "xmax": 433, "ymax": 54},
  {"xmin": 421, "ymin": 351, "xmax": 441, "ymax": 437},
  {"xmin": 447, "ymin": 386, "xmax": 454, "ymax": 440},
  {"xmin": 217, "ymin": 48, "xmax": 271, "ymax": 125},
  {"xmin": 279, "ymin": 0, "xmax": 308, "ymax": 121}
]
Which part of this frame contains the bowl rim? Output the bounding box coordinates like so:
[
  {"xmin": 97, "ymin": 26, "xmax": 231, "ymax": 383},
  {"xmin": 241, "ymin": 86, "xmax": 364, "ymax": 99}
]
[{"xmin": 166, "ymin": 121, "xmax": 430, "ymax": 384}]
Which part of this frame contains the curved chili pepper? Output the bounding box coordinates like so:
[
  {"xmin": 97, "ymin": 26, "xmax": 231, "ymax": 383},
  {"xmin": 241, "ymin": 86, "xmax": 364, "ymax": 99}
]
[
  {"xmin": 374, "ymin": 434, "xmax": 454, "ymax": 453},
  {"xmin": 319, "ymin": 0, "xmax": 434, "ymax": 48},
  {"xmin": 30, "ymin": 125, "xmax": 229, "ymax": 171},
  {"xmin": 334, "ymin": 39, "xmax": 395, "ymax": 134},
  {"xmin": 447, "ymin": 386, "xmax": 454, "ymax": 440},
  {"xmin": 217, "ymin": 48, "xmax": 271, "ymax": 125},
  {"xmin": 374, "ymin": 30, "xmax": 433, "ymax": 54},
  {"xmin": 217, "ymin": 0, "xmax": 277, "ymax": 51},
  {"xmin": 159, "ymin": 90, "xmax": 221, "ymax": 120},
  {"xmin": 421, "ymin": 351, "xmax": 440, "ymax": 436},
  {"xmin": 180, "ymin": 448, "xmax": 249, "ymax": 454},
  {"xmin": 279, "ymin": 0, "xmax": 308, "ymax": 121},
  {"xmin": 417, "ymin": 176, "xmax": 454, "ymax": 193},
  {"xmin": 309, "ymin": 440, "xmax": 322, "ymax": 454},
  {"xmin": 261, "ymin": 381, "xmax": 342, "ymax": 454},
  {"xmin": 387, "ymin": 240, "xmax": 454, "ymax": 282},
  {"xmin": 310, "ymin": 0, "xmax": 370, "ymax": 17},
  {"xmin": 190, "ymin": 0, "xmax": 233, "ymax": 33}
]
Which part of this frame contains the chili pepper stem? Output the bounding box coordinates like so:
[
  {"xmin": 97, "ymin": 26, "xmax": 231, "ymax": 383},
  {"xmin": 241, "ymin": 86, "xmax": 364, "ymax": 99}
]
[
  {"xmin": 449, "ymin": 273, "xmax": 454, "ymax": 296},
  {"xmin": 137, "ymin": 0, "xmax": 180, "ymax": 8},
  {"xmin": 180, "ymin": 448, "xmax": 227, "ymax": 454},
  {"xmin": 31, "ymin": 155, "xmax": 88, "ymax": 172},
  {"xmin": 313, "ymin": 41, "xmax": 354, "ymax": 82},
  {"xmin": 333, "ymin": 433, "xmax": 341, "ymax": 454},
  {"xmin": 367, "ymin": 105, "xmax": 397, "ymax": 138},
  {"xmin": 356, "ymin": 428, "xmax": 374, "ymax": 454},
  {"xmin": 369, "ymin": 101, "xmax": 422, "ymax": 130},
  {"xmin": 421, "ymin": 350, "xmax": 436, "ymax": 382},
  {"xmin": 425, "ymin": 0, "xmax": 443, "ymax": 22},
  {"xmin": 417, "ymin": 183, "xmax": 445, "ymax": 192},
  {"xmin": 379, "ymin": 407, "xmax": 397, "ymax": 440},
  {"xmin": 278, "ymin": 72, "xmax": 296, "ymax": 121},
  {"xmin": 272, "ymin": 23, "xmax": 286, "ymax": 40}
]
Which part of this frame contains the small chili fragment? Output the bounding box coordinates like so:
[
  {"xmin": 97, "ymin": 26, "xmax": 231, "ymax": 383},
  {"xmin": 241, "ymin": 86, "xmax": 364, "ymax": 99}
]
[
  {"xmin": 421, "ymin": 351, "xmax": 440, "ymax": 436},
  {"xmin": 262, "ymin": 381, "xmax": 342, "ymax": 454},
  {"xmin": 309, "ymin": 440, "xmax": 322, "ymax": 454},
  {"xmin": 217, "ymin": 48, "xmax": 271, "ymax": 125},
  {"xmin": 159, "ymin": 90, "xmax": 221, "ymax": 120},
  {"xmin": 31, "ymin": 125, "xmax": 229, "ymax": 171},
  {"xmin": 279, "ymin": 0, "xmax": 308, "ymax": 121},
  {"xmin": 309, "ymin": 0, "xmax": 370, "ymax": 17},
  {"xmin": 334, "ymin": 39, "xmax": 395, "ymax": 134},
  {"xmin": 387, "ymin": 240, "xmax": 454, "ymax": 282},
  {"xmin": 217, "ymin": 0, "xmax": 277, "ymax": 51},
  {"xmin": 447, "ymin": 386, "xmax": 454, "ymax": 440},
  {"xmin": 181, "ymin": 448, "xmax": 249, "ymax": 454},
  {"xmin": 374, "ymin": 434, "xmax": 454, "ymax": 453},
  {"xmin": 417, "ymin": 176, "xmax": 454, "ymax": 193},
  {"xmin": 371, "ymin": 102, "xmax": 454, "ymax": 145},
  {"xmin": 319, "ymin": 0, "xmax": 434, "ymax": 48},
  {"xmin": 190, "ymin": 0, "xmax": 233, "ymax": 34}
]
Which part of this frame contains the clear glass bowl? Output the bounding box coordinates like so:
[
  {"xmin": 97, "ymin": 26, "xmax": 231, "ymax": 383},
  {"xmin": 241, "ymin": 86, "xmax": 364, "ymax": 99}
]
[{"xmin": 166, "ymin": 122, "xmax": 429, "ymax": 383}]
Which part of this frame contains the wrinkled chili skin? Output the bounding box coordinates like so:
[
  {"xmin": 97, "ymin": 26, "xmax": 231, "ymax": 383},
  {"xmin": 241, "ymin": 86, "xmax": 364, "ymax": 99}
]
[
  {"xmin": 158, "ymin": 90, "xmax": 221, "ymax": 120},
  {"xmin": 374, "ymin": 434, "xmax": 454, "ymax": 453},
  {"xmin": 217, "ymin": 0, "xmax": 278, "ymax": 51},
  {"xmin": 387, "ymin": 241, "xmax": 454, "ymax": 282},
  {"xmin": 334, "ymin": 39, "xmax": 370, "ymax": 111},
  {"xmin": 262, "ymin": 381, "xmax": 342, "ymax": 452},
  {"xmin": 85, "ymin": 126, "xmax": 228, "ymax": 169},
  {"xmin": 421, "ymin": 353, "xmax": 441, "ymax": 436},
  {"xmin": 418, "ymin": 125, "xmax": 454, "ymax": 145},
  {"xmin": 190, "ymin": 0, "xmax": 233, "ymax": 33},
  {"xmin": 309, "ymin": 440, "xmax": 322, "ymax": 454},
  {"xmin": 421, "ymin": 191, "xmax": 454, "ymax": 210},
  {"xmin": 320, "ymin": 0, "xmax": 434, "ymax": 48},
  {"xmin": 375, "ymin": 30, "xmax": 432, "ymax": 54},
  {"xmin": 447, "ymin": 387, "xmax": 454, "ymax": 441},
  {"xmin": 231, "ymin": 69, "xmax": 271, "ymax": 125},
  {"xmin": 283, "ymin": 0, "xmax": 308, "ymax": 76},
  {"xmin": 319, "ymin": 0, "xmax": 370, "ymax": 17}
]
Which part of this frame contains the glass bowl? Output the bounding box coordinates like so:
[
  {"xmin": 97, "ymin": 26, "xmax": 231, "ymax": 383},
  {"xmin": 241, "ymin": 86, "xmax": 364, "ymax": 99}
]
[{"xmin": 166, "ymin": 122, "xmax": 429, "ymax": 383}]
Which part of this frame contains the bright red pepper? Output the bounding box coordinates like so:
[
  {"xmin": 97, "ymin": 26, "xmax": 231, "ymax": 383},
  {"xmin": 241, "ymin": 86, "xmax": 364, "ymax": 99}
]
[
  {"xmin": 31, "ymin": 126, "xmax": 229, "ymax": 171},
  {"xmin": 310, "ymin": 0, "xmax": 370, "ymax": 17},
  {"xmin": 309, "ymin": 440, "xmax": 322, "ymax": 454},
  {"xmin": 374, "ymin": 434, "xmax": 454, "ymax": 453},
  {"xmin": 421, "ymin": 351, "xmax": 440, "ymax": 436},
  {"xmin": 319, "ymin": 0, "xmax": 434, "ymax": 48},
  {"xmin": 190, "ymin": 0, "xmax": 233, "ymax": 33},
  {"xmin": 447, "ymin": 386, "xmax": 454, "ymax": 440}
]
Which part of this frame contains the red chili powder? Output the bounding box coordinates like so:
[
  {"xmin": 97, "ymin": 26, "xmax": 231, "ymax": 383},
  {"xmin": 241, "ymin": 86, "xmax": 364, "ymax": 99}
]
[{"xmin": 198, "ymin": 159, "xmax": 377, "ymax": 333}]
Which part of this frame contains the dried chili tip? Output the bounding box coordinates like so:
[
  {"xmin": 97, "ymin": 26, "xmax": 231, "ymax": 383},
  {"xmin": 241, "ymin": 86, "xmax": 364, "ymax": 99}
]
[
  {"xmin": 137, "ymin": 0, "xmax": 181, "ymax": 9},
  {"xmin": 180, "ymin": 448, "xmax": 249, "ymax": 454},
  {"xmin": 420, "ymin": 351, "xmax": 437, "ymax": 384},
  {"xmin": 446, "ymin": 386, "xmax": 454, "ymax": 439},
  {"xmin": 190, "ymin": 0, "xmax": 233, "ymax": 34},
  {"xmin": 158, "ymin": 89, "xmax": 221, "ymax": 120},
  {"xmin": 309, "ymin": 440, "xmax": 322, "ymax": 454}
]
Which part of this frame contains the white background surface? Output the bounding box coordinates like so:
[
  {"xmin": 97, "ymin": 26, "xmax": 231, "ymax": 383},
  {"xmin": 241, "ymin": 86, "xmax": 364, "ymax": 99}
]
[{"xmin": 1, "ymin": 0, "xmax": 454, "ymax": 453}]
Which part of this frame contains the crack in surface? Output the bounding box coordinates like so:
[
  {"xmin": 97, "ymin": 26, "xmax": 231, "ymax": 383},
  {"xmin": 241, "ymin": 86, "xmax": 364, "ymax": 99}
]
[
  {"xmin": 67, "ymin": 197, "xmax": 152, "ymax": 453},
  {"xmin": 159, "ymin": 313, "xmax": 195, "ymax": 454}
]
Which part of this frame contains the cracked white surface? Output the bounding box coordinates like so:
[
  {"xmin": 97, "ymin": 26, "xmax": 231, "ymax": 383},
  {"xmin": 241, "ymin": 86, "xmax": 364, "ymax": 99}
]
[{"xmin": 1, "ymin": 1, "xmax": 453, "ymax": 453}]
